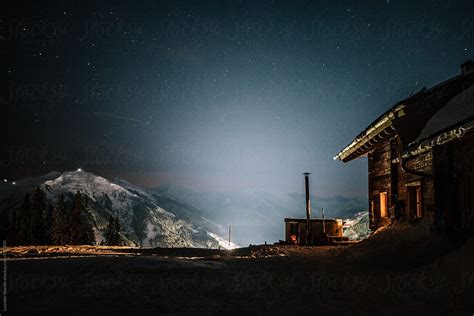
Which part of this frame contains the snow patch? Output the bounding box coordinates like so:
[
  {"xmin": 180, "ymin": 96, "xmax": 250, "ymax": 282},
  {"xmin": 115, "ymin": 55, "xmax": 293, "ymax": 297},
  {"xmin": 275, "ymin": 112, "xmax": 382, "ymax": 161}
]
[
  {"xmin": 208, "ymin": 232, "xmax": 239, "ymax": 250},
  {"xmin": 343, "ymin": 211, "xmax": 371, "ymax": 240},
  {"xmin": 143, "ymin": 221, "xmax": 160, "ymax": 247}
]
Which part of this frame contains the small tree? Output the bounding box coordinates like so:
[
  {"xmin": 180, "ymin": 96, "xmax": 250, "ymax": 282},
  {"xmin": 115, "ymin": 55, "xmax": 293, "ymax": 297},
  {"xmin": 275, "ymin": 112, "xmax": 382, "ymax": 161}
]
[
  {"xmin": 51, "ymin": 194, "xmax": 67, "ymax": 245},
  {"xmin": 103, "ymin": 215, "xmax": 123, "ymax": 246},
  {"xmin": 17, "ymin": 193, "xmax": 32, "ymax": 245},
  {"xmin": 30, "ymin": 187, "xmax": 48, "ymax": 245},
  {"xmin": 0, "ymin": 209, "xmax": 8, "ymax": 242},
  {"xmin": 69, "ymin": 191, "xmax": 95, "ymax": 245},
  {"xmin": 4, "ymin": 206, "xmax": 20, "ymax": 245},
  {"xmin": 42, "ymin": 203, "xmax": 53, "ymax": 244}
]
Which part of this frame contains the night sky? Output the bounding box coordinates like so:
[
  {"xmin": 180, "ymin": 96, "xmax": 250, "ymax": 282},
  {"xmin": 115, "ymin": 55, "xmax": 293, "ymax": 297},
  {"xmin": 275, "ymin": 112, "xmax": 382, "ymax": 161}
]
[{"xmin": 2, "ymin": 0, "xmax": 473, "ymax": 197}]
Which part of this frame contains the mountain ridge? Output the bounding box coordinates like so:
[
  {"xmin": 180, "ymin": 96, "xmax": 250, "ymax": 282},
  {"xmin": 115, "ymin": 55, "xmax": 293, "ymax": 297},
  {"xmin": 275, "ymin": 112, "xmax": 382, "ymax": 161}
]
[{"xmin": 0, "ymin": 170, "xmax": 229, "ymax": 249}]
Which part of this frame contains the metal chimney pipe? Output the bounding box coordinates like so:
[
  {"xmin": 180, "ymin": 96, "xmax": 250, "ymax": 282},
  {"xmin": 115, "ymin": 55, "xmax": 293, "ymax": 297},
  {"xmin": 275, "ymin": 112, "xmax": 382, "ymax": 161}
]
[{"xmin": 304, "ymin": 172, "xmax": 311, "ymax": 244}]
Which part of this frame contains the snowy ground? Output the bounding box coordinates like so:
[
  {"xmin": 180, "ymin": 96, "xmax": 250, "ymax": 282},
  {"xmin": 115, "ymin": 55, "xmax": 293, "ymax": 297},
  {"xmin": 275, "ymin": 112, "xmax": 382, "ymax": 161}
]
[{"xmin": 3, "ymin": 224, "xmax": 474, "ymax": 315}]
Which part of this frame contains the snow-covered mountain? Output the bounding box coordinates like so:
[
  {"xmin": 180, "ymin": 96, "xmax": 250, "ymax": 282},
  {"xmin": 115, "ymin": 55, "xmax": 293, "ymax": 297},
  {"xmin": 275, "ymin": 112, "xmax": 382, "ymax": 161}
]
[{"xmin": 0, "ymin": 170, "xmax": 231, "ymax": 249}]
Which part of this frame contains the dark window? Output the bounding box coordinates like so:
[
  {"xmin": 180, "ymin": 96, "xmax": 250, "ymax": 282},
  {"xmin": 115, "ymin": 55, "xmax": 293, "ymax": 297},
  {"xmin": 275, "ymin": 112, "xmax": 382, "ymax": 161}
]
[
  {"xmin": 408, "ymin": 186, "xmax": 422, "ymax": 218},
  {"xmin": 290, "ymin": 223, "xmax": 298, "ymax": 235}
]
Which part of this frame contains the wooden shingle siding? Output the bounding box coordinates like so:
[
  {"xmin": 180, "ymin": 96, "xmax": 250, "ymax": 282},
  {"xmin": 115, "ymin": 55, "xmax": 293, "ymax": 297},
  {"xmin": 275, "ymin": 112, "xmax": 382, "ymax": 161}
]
[
  {"xmin": 368, "ymin": 141, "xmax": 394, "ymax": 229},
  {"xmin": 368, "ymin": 139, "xmax": 438, "ymax": 228}
]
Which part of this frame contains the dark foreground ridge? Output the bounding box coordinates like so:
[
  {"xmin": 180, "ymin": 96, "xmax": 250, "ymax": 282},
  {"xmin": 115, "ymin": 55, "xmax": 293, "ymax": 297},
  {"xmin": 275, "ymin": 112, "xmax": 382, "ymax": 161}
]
[{"xmin": 4, "ymin": 223, "xmax": 474, "ymax": 315}]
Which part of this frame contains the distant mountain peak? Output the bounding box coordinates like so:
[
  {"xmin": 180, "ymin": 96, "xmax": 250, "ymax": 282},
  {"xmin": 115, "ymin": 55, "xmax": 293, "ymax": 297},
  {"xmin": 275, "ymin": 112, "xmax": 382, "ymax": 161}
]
[{"xmin": 1, "ymin": 170, "xmax": 231, "ymax": 249}]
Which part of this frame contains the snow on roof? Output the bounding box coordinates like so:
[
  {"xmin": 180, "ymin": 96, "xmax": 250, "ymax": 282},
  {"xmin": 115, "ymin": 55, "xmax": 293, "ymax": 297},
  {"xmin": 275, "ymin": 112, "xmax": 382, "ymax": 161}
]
[
  {"xmin": 404, "ymin": 120, "xmax": 474, "ymax": 158},
  {"xmin": 416, "ymin": 83, "xmax": 474, "ymax": 142}
]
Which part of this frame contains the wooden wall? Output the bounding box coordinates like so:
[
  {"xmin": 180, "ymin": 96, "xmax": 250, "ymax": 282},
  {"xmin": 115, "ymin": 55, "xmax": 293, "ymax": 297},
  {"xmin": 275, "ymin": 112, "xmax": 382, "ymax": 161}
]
[
  {"xmin": 368, "ymin": 139, "xmax": 393, "ymax": 230},
  {"xmin": 403, "ymin": 150, "xmax": 435, "ymax": 224},
  {"xmin": 434, "ymin": 132, "xmax": 474, "ymax": 237},
  {"xmin": 367, "ymin": 130, "xmax": 474, "ymax": 234},
  {"xmin": 284, "ymin": 220, "xmax": 343, "ymax": 244},
  {"xmin": 364, "ymin": 127, "xmax": 474, "ymax": 235},
  {"xmin": 368, "ymin": 136, "xmax": 436, "ymax": 229}
]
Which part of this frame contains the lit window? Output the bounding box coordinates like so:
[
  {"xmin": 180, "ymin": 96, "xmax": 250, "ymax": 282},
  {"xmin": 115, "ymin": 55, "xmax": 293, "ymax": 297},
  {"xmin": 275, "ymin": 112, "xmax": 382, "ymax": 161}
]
[{"xmin": 380, "ymin": 192, "xmax": 388, "ymax": 217}]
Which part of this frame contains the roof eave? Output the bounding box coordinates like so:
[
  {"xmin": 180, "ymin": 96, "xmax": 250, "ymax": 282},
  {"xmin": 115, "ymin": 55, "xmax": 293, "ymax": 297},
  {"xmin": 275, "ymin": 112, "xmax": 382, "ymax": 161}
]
[{"xmin": 334, "ymin": 104, "xmax": 406, "ymax": 162}]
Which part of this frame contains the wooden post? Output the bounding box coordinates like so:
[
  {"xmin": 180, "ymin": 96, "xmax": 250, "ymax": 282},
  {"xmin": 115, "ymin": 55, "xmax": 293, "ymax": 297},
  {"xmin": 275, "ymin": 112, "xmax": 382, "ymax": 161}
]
[
  {"xmin": 322, "ymin": 207, "xmax": 326, "ymax": 234},
  {"xmin": 228, "ymin": 225, "xmax": 231, "ymax": 248},
  {"xmin": 304, "ymin": 173, "xmax": 311, "ymax": 245}
]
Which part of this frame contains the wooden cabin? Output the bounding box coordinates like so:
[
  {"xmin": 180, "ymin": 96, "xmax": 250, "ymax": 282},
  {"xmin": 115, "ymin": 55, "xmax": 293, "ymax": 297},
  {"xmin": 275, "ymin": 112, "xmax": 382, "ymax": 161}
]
[
  {"xmin": 335, "ymin": 61, "xmax": 474, "ymax": 238},
  {"xmin": 283, "ymin": 173, "xmax": 346, "ymax": 245},
  {"xmin": 284, "ymin": 218, "xmax": 343, "ymax": 245}
]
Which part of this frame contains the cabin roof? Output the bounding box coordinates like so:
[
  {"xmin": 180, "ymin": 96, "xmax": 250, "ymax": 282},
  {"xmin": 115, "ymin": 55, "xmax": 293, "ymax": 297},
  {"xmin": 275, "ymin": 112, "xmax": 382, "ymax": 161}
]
[
  {"xmin": 335, "ymin": 66, "xmax": 474, "ymax": 163},
  {"xmin": 403, "ymin": 83, "xmax": 474, "ymax": 157},
  {"xmin": 414, "ymin": 84, "xmax": 474, "ymax": 143}
]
